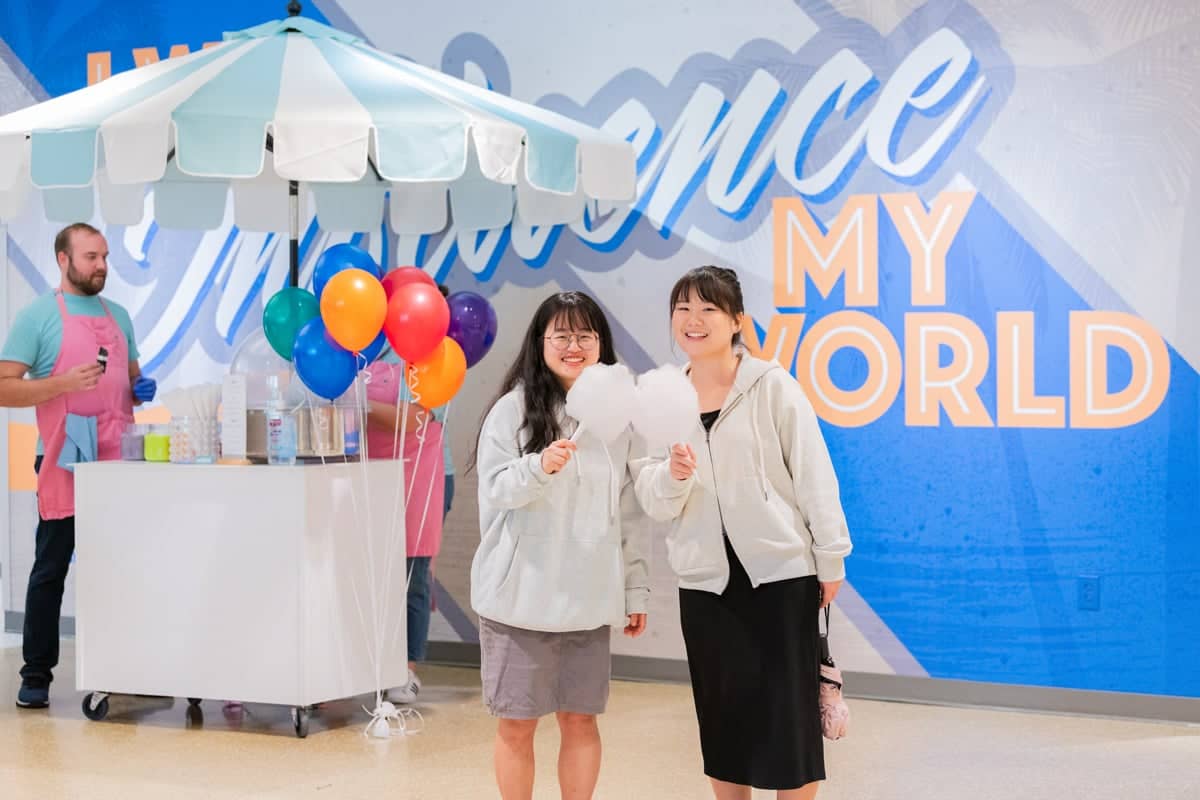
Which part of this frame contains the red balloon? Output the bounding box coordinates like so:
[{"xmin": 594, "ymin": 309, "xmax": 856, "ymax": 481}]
[
  {"xmin": 383, "ymin": 283, "xmax": 450, "ymax": 363},
  {"xmin": 381, "ymin": 267, "xmax": 435, "ymax": 301}
]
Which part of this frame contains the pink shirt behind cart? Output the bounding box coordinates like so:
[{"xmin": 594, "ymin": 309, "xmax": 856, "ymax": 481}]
[{"xmin": 364, "ymin": 361, "xmax": 444, "ymax": 558}]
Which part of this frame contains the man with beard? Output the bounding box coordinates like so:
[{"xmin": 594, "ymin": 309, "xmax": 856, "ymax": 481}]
[{"xmin": 0, "ymin": 223, "xmax": 156, "ymax": 709}]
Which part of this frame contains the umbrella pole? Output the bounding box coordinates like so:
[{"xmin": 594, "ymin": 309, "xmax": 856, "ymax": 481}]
[{"xmin": 289, "ymin": 180, "xmax": 300, "ymax": 287}]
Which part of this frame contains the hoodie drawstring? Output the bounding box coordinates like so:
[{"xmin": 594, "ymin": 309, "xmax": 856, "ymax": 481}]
[
  {"xmin": 749, "ymin": 392, "xmax": 769, "ymax": 501},
  {"xmin": 600, "ymin": 440, "xmax": 619, "ymax": 523},
  {"xmin": 571, "ymin": 426, "xmax": 619, "ymax": 523}
]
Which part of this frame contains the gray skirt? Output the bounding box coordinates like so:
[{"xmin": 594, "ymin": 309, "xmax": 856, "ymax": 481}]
[{"xmin": 478, "ymin": 617, "xmax": 611, "ymax": 719}]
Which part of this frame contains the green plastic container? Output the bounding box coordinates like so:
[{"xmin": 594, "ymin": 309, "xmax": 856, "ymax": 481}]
[{"xmin": 144, "ymin": 432, "xmax": 170, "ymax": 462}]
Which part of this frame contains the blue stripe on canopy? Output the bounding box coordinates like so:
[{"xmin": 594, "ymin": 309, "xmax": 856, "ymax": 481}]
[
  {"xmin": 316, "ymin": 39, "xmax": 469, "ymax": 181},
  {"xmin": 172, "ymin": 36, "xmax": 288, "ymax": 178},
  {"xmin": 225, "ymin": 17, "xmax": 361, "ymax": 45},
  {"xmin": 29, "ymin": 43, "xmax": 247, "ymax": 187}
]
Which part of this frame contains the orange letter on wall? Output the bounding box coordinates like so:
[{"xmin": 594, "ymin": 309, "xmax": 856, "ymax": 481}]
[
  {"xmin": 797, "ymin": 311, "xmax": 902, "ymax": 427},
  {"xmin": 996, "ymin": 312, "xmax": 1065, "ymax": 428},
  {"xmin": 87, "ymin": 52, "xmax": 112, "ymax": 85},
  {"xmin": 772, "ymin": 195, "xmax": 878, "ymax": 308},
  {"xmin": 131, "ymin": 44, "xmax": 191, "ymax": 69},
  {"xmin": 743, "ymin": 314, "xmax": 806, "ymax": 371},
  {"xmin": 132, "ymin": 47, "xmax": 162, "ymax": 67},
  {"xmin": 905, "ymin": 312, "xmax": 994, "ymax": 427},
  {"xmin": 1069, "ymin": 311, "xmax": 1170, "ymax": 428},
  {"xmin": 881, "ymin": 191, "xmax": 974, "ymax": 306}
]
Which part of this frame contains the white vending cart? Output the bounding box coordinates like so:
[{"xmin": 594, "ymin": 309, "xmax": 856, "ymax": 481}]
[{"xmin": 74, "ymin": 460, "xmax": 408, "ymax": 737}]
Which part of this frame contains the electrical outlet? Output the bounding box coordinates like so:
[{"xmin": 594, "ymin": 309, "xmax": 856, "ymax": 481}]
[{"xmin": 1077, "ymin": 576, "xmax": 1101, "ymax": 611}]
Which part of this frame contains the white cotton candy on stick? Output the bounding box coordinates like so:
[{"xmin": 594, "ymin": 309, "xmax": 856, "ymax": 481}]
[
  {"xmin": 565, "ymin": 363, "xmax": 637, "ymax": 443},
  {"xmin": 632, "ymin": 365, "xmax": 700, "ymax": 450}
]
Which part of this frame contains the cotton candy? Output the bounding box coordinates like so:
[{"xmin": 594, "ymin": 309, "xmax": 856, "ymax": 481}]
[
  {"xmin": 565, "ymin": 363, "xmax": 636, "ymax": 443},
  {"xmin": 632, "ymin": 365, "xmax": 700, "ymax": 450}
]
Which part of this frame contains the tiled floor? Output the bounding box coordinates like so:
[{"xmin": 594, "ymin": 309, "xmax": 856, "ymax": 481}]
[{"xmin": 1, "ymin": 640, "xmax": 1198, "ymax": 799}]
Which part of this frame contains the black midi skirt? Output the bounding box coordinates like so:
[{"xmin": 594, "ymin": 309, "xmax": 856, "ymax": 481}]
[{"xmin": 678, "ymin": 536, "xmax": 825, "ymax": 790}]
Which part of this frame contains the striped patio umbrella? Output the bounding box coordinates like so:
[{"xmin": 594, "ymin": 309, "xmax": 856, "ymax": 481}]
[{"xmin": 0, "ymin": 5, "xmax": 635, "ymax": 283}]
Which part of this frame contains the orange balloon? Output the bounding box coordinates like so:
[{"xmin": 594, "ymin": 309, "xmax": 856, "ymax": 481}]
[
  {"xmin": 407, "ymin": 338, "xmax": 467, "ymax": 408},
  {"xmin": 320, "ymin": 268, "xmax": 387, "ymax": 352}
]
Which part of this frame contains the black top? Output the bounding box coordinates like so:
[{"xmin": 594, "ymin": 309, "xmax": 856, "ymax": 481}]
[{"xmin": 700, "ymin": 410, "xmax": 720, "ymax": 432}]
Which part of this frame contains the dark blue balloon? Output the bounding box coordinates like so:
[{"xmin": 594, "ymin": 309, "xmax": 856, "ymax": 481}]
[
  {"xmin": 293, "ymin": 318, "xmax": 357, "ymax": 400},
  {"xmin": 446, "ymin": 291, "xmax": 498, "ymax": 367},
  {"xmin": 312, "ymin": 244, "xmax": 381, "ymax": 299},
  {"xmin": 359, "ymin": 330, "xmax": 388, "ymax": 365}
]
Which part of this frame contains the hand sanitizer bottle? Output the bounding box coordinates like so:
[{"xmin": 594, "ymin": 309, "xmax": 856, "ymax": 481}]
[{"xmin": 266, "ymin": 376, "xmax": 297, "ymax": 466}]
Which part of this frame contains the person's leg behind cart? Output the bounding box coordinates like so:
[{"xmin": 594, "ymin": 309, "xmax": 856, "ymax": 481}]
[{"xmin": 390, "ymin": 556, "xmax": 432, "ymax": 704}]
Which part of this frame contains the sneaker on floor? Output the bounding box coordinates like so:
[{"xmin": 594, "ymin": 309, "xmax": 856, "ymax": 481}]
[
  {"xmin": 387, "ymin": 669, "xmax": 421, "ymax": 704},
  {"xmin": 16, "ymin": 682, "xmax": 49, "ymax": 709}
]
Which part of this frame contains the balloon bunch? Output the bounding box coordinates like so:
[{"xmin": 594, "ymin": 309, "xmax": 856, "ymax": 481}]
[{"xmin": 261, "ymin": 243, "xmax": 498, "ymax": 403}]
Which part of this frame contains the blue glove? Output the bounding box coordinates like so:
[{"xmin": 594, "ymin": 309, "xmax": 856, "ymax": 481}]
[{"xmin": 132, "ymin": 375, "xmax": 157, "ymax": 402}]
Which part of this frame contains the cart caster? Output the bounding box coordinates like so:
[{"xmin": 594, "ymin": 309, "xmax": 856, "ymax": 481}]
[
  {"xmin": 187, "ymin": 697, "xmax": 202, "ymax": 707},
  {"xmin": 291, "ymin": 706, "xmax": 309, "ymax": 738},
  {"xmin": 82, "ymin": 692, "xmax": 110, "ymax": 721}
]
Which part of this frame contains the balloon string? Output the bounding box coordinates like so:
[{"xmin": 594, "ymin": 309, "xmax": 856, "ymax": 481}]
[
  {"xmin": 376, "ymin": 359, "xmax": 410, "ymax": 705},
  {"xmin": 385, "ymin": 399, "xmax": 450, "ymax": 663},
  {"xmin": 303, "ymin": 385, "xmax": 383, "ymax": 710}
]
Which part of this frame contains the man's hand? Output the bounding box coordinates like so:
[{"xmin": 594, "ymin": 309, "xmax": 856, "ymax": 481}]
[
  {"xmin": 60, "ymin": 363, "xmax": 103, "ymax": 394},
  {"xmin": 132, "ymin": 375, "xmax": 157, "ymax": 403}
]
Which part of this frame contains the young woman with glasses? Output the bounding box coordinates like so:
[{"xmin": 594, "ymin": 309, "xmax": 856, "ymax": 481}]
[{"xmin": 470, "ymin": 291, "xmax": 650, "ymax": 800}]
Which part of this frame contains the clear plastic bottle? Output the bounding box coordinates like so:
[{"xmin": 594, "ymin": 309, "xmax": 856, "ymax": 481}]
[
  {"xmin": 343, "ymin": 409, "xmax": 360, "ymax": 457},
  {"xmin": 266, "ymin": 377, "xmax": 297, "ymax": 466}
]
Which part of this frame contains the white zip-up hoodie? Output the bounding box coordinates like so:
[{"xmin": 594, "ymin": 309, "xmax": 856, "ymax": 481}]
[
  {"xmin": 470, "ymin": 388, "xmax": 650, "ymax": 632},
  {"xmin": 633, "ymin": 355, "xmax": 852, "ymax": 593}
]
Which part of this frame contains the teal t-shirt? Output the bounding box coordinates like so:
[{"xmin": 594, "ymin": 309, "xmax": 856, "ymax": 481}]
[
  {"xmin": 0, "ymin": 292, "xmax": 140, "ymax": 378},
  {"xmin": 1, "ymin": 293, "xmax": 140, "ymax": 457},
  {"xmin": 380, "ymin": 350, "xmax": 454, "ymax": 476}
]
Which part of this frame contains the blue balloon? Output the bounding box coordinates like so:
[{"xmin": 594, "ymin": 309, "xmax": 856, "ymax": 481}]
[
  {"xmin": 293, "ymin": 318, "xmax": 358, "ymax": 400},
  {"xmin": 359, "ymin": 330, "xmax": 388, "ymax": 365},
  {"xmin": 312, "ymin": 244, "xmax": 381, "ymax": 299}
]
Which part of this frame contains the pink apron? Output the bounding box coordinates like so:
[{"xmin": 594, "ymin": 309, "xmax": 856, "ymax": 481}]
[
  {"xmin": 364, "ymin": 361, "xmax": 444, "ymax": 558},
  {"xmin": 36, "ymin": 293, "xmax": 134, "ymax": 520}
]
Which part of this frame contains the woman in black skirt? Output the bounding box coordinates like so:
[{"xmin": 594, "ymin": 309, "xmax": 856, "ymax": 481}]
[{"xmin": 634, "ymin": 266, "xmax": 853, "ymax": 799}]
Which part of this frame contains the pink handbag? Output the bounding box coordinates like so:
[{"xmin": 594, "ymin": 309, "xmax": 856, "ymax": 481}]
[{"xmin": 818, "ymin": 606, "xmax": 850, "ymax": 740}]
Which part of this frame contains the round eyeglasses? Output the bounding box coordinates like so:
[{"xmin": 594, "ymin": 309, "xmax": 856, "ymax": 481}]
[{"xmin": 544, "ymin": 333, "xmax": 599, "ymax": 350}]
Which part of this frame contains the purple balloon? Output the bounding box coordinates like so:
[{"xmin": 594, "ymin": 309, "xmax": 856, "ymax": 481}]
[{"xmin": 446, "ymin": 292, "xmax": 498, "ymax": 368}]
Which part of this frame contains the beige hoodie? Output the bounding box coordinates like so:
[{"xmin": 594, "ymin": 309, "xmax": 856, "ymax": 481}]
[
  {"xmin": 471, "ymin": 387, "xmax": 650, "ymax": 632},
  {"xmin": 633, "ymin": 355, "xmax": 852, "ymax": 593}
]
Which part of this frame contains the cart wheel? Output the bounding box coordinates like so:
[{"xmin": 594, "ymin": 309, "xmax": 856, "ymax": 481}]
[
  {"xmin": 82, "ymin": 692, "xmax": 109, "ymax": 721},
  {"xmin": 291, "ymin": 706, "xmax": 309, "ymax": 738},
  {"xmin": 187, "ymin": 697, "xmax": 202, "ymax": 707}
]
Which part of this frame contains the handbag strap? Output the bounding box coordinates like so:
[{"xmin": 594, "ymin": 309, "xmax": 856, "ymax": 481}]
[{"xmin": 818, "ymin": 604, "xmax": 839, "ymax": 668}]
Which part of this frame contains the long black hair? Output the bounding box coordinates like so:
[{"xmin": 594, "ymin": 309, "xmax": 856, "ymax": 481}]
[{"xmin": 472, "ymin": 292, "xmax": 617, "ymax": 466}]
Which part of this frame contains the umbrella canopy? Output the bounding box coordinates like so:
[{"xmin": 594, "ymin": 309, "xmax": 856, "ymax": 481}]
[{"xmin": 0, "ymin": 13, "xmax": 635, "ymax": 241}]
